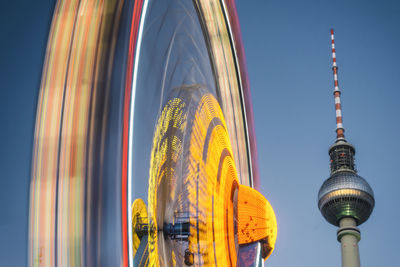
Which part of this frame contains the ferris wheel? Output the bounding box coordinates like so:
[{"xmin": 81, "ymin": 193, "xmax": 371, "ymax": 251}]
[{"xmin": 28, "ymin": 1, "xmax": 277, "ymax": 266}]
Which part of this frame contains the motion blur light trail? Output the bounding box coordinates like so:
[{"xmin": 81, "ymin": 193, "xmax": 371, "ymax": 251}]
[
  {"xmin": 185, "ymin": 91, "xmax": 241, "ymax": 266},
  {"xmin": 144, "ymin": 90, "xmax": 276, "ymax": 265},
  {"xmin": 29, "ymin": 0, "xmax": 276, "ymax": 266},
  {"xmin": 194, "ymin": 0, "xmax": 251, "ymax": 186},
  {"xmin": 147, "ymin": 88, "xmax": 191, "ymax": 266},
  {"xmin": 29, "ymin": 0, "xmax": 124, "ymax": 266}
]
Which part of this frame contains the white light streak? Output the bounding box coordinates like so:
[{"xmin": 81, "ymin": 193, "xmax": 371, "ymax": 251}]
[{"xmin": 128, "ymin": 0, "xmax": 149, "ymax": 266}]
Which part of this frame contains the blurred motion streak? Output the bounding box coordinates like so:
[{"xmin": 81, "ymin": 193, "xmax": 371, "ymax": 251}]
[
  {"xmin": 29, "ymin": 0, "xmax": 124, "ymax": 266},
  {"xmin": 29, "ymin": 0, "xmax": 273, "ymax": 266}
]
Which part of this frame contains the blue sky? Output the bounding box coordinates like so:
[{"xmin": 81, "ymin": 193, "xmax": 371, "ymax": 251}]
[
  {"xmin": 0, "ymin": 1, "xmax": 55, "ymax": 266},
  {"xmin": 236, "ymin": 0, "xmax": 400, "ymax": 266},
  {"xmin": 1, "ymin": 0, "xmax": 399, "ymax": 266}
]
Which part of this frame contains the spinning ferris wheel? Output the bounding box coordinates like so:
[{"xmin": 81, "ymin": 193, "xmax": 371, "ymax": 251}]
[{"xmin": 29, "ymin": 0, "xmax": 277, "ymax": 266}]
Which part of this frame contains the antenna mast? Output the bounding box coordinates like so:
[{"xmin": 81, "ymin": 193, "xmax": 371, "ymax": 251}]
[{"xmin": 330, "ymin": 29, "xmax": 345, "ymax": 140}]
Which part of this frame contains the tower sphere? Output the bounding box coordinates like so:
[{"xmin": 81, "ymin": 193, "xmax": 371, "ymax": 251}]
[{"xmin": 318, "ymin": 170, "xmax": 374, "ymax": 226}]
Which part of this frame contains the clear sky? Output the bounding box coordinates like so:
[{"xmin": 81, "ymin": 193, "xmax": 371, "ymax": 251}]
[
  {"xmin": 0, "ymin": 1, "xmax": 56, "ymax": 266},
  {"xmin": 0, "ymin": 0, "xmax": 399, "ymax": 266},
  {"xmin": 236, "ymin": 0, "xmax": 400, "ymax": 266}
]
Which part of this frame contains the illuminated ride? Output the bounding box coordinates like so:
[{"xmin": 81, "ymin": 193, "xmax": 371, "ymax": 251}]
[
  {"xmin": 131, "ymin": 88, "xmax": 276, "ymax": 266},
  {"xmin": 29, "ymin": 0, "xmax": 277, "ymax": 266}
]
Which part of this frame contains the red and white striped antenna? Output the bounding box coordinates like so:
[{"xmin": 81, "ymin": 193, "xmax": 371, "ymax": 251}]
[{"xmin": 330, "ymin": 29, "xmax": 345, "ymax": 140}]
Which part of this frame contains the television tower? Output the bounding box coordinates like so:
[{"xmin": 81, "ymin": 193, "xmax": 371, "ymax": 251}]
[{"xmin": 318, "ymin": 29, "xmax": 375, "ymax": 267}]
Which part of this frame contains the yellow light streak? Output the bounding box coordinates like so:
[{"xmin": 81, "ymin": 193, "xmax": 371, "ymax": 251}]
[{"xmin": 146, "ymin": 91, "xmax": 276, "ymax": 265}]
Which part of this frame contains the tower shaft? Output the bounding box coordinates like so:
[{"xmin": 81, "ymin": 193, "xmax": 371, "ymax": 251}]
[{"xmin": 337, "ymin": 218, "xmax": 361, "ymax": 267}]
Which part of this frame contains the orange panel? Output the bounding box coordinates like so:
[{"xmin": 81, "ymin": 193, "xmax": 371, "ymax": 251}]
[{"xmin": 237, "ymin": 185, "xmax": 277, "ymax": 259}]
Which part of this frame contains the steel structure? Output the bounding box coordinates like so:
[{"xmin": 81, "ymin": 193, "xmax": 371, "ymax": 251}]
[{"xmin": 318, "ymin": 29, "xmax": 375, "ymax": 267}]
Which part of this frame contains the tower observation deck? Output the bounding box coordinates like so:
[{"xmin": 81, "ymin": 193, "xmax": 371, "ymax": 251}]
[{"xmin": 317, "ymin": 29, "xmax": 375, "ymax": 267}]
